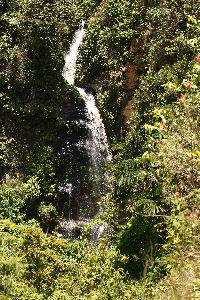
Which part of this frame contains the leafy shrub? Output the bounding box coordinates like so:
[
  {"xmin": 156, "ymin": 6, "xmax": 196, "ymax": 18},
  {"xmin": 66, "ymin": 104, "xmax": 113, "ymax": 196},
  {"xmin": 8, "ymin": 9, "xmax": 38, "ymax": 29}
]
[
  {"xmin": 38, "ymin": 202, "xmax": 58, "ymax": 233},
  {"xmin": 117, "ymin": 215, "xmax": 164, "ymax": 279},
  {"xmin": 0, "ymin": 137, "xmax": 18, "ymax": 176},
  {"xmin": 26, "ymin": 146, "xmax": 56, "ymax": 199},
  {"xmin": 0, "ymin": 177, "xmax": 40, "ymax": 223}
]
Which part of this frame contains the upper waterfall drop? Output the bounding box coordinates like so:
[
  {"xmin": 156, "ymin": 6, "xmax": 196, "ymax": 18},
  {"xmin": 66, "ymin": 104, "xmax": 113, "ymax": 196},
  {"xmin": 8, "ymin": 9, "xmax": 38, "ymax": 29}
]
[{"xmin": 62, "ymin": 22, "xmax": 85, "ymax": 85}]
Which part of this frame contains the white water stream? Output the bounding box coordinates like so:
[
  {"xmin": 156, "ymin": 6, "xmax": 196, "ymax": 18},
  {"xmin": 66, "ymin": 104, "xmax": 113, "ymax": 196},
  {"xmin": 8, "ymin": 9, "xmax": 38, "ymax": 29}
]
[
  {"xmin": 77, "ymin": 87, "xmax": 111, "ymax": 184},
  {"xmin": 62, "ymin": 21, "xmax": 85, "ymax": 85}
]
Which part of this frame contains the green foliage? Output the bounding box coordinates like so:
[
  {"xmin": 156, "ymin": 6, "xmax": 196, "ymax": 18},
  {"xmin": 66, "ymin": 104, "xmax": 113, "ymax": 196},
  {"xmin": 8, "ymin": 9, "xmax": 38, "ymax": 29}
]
[
  {"xmin": 147, "ymin": 194, "xmax": 200, "ymax": 299},
  {"xmin": 0, "ymin": 177, "xmax": 40, "ymax": 223},
  {"xmin": 26, "ymin": 145, "xmax": 56, "ymax": 199},
  {"xmin": 78, "ymin": 0, "xmax": 139, "ymax": 80},
  {"xmin": 0, "ymin": 220, "xmax": 43, "ymax": 299},
  {"xmin": 117, "ymin": 216, "xmax": 164, "ymax": 279},
  {"xmin": 0, "ymin": 137, "xmax": 18, "ymax": 175},
  {"xmin": 38, "ymin": 202, "xmax": 58, "ymax": 233},
  {"xmin": 77, "ymin": 0, "xmax": 200, "ymax": 138},
  {"xmin": 94, "ymin": 4, "xmax": 200, "ymax": 290},
  {"xmin": 0, "ymin": 222, "xmax": 135, "ymax": 299},
  {"xmin": 18, "ymin": 227, "xmax": 67, "ymax": 296}
]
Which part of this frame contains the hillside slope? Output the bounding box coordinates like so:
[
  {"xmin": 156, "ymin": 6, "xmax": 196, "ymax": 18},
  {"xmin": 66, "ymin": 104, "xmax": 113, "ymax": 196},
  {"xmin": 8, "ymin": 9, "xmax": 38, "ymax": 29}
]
[{"xmin": 0, "ymin": 0, "xmax": 200, "ymax": 299}]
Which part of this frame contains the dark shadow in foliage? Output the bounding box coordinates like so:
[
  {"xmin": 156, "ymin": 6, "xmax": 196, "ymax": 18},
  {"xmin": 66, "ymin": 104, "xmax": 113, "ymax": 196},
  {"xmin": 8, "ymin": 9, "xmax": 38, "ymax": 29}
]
[{"xmin": 117, "ymin": 215, "xmax": 163, "ymax": 279}]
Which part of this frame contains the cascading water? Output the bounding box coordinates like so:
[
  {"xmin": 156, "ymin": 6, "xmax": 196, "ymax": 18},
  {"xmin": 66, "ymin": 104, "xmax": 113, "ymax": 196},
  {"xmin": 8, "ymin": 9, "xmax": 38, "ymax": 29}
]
[
  {"xmin": 77, "ymin": 87, "xmax": 111, "ymax": 186},
  {"xmin": 58, "ymin": 22, "xmax": 111, "ymax": 239}
]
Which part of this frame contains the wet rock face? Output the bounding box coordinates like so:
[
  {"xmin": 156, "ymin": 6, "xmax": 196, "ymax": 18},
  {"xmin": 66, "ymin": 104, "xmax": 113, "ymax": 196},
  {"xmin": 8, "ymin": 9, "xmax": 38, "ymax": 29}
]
[
  {"xmin": 57, "ymin": 218, "xmax": 107, "ymax": 241},
  {"xmin": 57, "ymin": 220, "xmax": 83, "ymax": 240},
  {"xmin": 122, "ymin": 98, "xmax": 134, "ymax": 125},
  {"xmin": 53, "ymin": 96, "xmax": 91, "ymax": 220},
  {"xmin": 122, "ymin": 37, "xmax": 143, "ymax": 127},
  {"xmin": 142, "ymin": 0, "xmax": 148, "ymax": 6},
  {"xmin": 126, "ymin": 38, "xmax": 143, "ymax": 90},
  {"xmin": 126, "ymin": 63, "xmax": 139, "ymax": 90}
]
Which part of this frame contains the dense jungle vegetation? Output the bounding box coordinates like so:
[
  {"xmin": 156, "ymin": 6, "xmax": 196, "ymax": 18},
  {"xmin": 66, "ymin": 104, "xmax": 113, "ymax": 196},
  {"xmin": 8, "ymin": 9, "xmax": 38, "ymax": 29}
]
[{"xmin": 0, "ymin": 0, "xmax": 200, "ymax": 299}]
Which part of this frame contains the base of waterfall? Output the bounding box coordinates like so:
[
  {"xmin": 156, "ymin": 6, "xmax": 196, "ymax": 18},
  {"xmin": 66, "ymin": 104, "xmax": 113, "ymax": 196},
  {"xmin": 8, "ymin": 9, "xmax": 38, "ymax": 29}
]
[
  {"xmin": 56, "ymin": 218, "xmax": 106, "ymax": 241},
  {"xmin": 56, "ymin": 219, "xmax": 88, "ymax": 240}
]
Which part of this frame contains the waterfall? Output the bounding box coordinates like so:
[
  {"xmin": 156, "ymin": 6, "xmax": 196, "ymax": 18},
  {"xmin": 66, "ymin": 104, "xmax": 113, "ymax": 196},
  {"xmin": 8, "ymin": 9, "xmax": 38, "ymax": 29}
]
[{"xmin": 58, "ymin": 22, "xmax": 111, "ymax": 239}]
